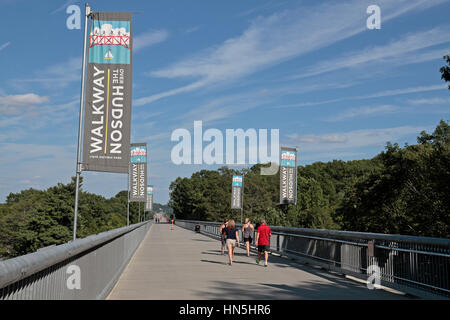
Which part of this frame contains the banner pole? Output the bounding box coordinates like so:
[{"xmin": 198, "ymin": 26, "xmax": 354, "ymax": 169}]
[
  {"xmin": 293, "ymin": 146, "xmax": 298, "ymax": 227},
  {"xmin": 73, "ymin": 3, "xmax": 91, "ymax": 241},
  {"xmin": 241, "ymin": 174, "xmax": 244, "ymax": 224},
  {"xmin": 127, "ymin": 164, "xmax": 130, "ymax": 226},
  {"xmin": 294, "ymin": 203, "xmax": 297, "ymax": 227},
  {"xmin": 138, "ymin": 202, "xmax": 141, "ymax": 222},
  {"xmin": 127, "ymin": 197, "xmax": 130, "ymax": 225},
  {"xmin": 294, "ymin": 146, "xmax": 298, "ymax": 227}
]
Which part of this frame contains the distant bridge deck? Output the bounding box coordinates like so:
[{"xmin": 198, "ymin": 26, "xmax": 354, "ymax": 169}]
[{"xmin": 107, "ymin": 224, "xmax": 409, "ymax": 300}]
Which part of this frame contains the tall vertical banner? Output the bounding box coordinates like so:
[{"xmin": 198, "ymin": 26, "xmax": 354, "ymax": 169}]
[
  {"xmin": 129, "ymin": 143, "xmax": 147, "ymax": 202},
  {"xmin": 82, "ymin": 12, "xmax": 132, "ymax": 173},
  {"xmin": 280, "ymin": 147, "xmax": 297, "ymax": 204},
  {"xmin": 231, "ymin": 175, "xmax": 243, "ymax": 209},
  {"xmin": 145, "ymin": 185, "xmax": 153, "ymax": 212}
]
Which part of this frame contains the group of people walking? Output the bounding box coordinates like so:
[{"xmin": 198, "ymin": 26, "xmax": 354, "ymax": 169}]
[{"xmin": 219, "ymin": 218, "xmax": 271, "ymax": 267}]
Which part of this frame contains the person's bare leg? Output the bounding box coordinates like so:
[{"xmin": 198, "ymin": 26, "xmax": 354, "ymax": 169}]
[
  {"xmin": 264, "ymin": 250, "xmax": 269, "ymax": 265},
  {"xmin": 246, "ymin": 242, "xmax": 250, "ymax": 256},
  {"xmin": 231, "ymin": 246, "xmax": 235, "ymax": 264},
  {"xmin": 227, "ymin": 245, "xmax": 233, "ymax": 265}
]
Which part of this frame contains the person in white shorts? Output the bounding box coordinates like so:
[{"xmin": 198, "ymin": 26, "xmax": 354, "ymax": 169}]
[{"xmin": 223, "ymin": 219, "xmax": 240, "ymax": 265}]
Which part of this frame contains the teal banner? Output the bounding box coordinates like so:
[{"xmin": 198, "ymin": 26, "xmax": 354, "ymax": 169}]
[
  {"xmin": 231, "ymin": 175, "xmax": 243, "ymax": 209},
  {"xmin": 145, "ymin": 185, "xmax": 153, "ymax": 212},
  {"xmin": 129, "ymin": 143, "xmax": 147, "ymax": 202},
  {"xmin": 280, "ymin": 147, "xmax": 297, "ymax": 204}
]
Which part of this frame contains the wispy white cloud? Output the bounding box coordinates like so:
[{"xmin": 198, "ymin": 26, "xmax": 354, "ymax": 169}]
[
  {"xmin": 287, "ymin": 125, "xmax": 430, "ymax": 152},
  {"xmin": 277, "ymin": 99, "xmax": 344, "ymax": 109},
  {"xmin": 0, "ymin": 98, "xmax": 77, "ymax": 130},
  {"xmin": 135, "ymin": 0, "xmax": 448, "ymax": 106},
  {"xmin": 0, "ymin": 143, "xmax": 73, "ymax": 167},
  {"xmin": 134, "ymin": 111, "xmax": 165, "ymax": 121},
  {"xmin": 140, "ymin": 132, "xmax": 170, "ymax": 144},
  {"xmin": 13, "ymin": 57, "xmax": 81, "ymax": 89},
  {"xmin": 0, "ymin": 142, "xmax": 75, "ymax": 200},
  {"xmin": 299, "ymin": 151, "xmax": 366, "ymax": 162},
  {"xmin": 326, "ymin": 105, "xmax": 399, "ymax": 122},
  {"xmin": 0, "ymin": 93, "xmax": 49, "ymax": 106},
  {"xmin": 235, "ymin": 1, "xmax": 286, "ymax": 18},
  {"xmin": 0, "ymin": 128, "xmax": 26, "ymax": 142},
  {"xmin": 44, "ymin": 57, "xmax": 81, "ymax": 75},
  {"xmin": 358, "ymin": 84, "xmax": 448, "ymax": 99},
  {"xmin": 0, "ymin": 140, "xmax": 132, "ymax": 201},
  {"xmin": 277, "ymin": 84, "xmax": 448, "ymax": 109},
  {"xmin": 386, "ymin": 47, "xmax": 450, "ymax": 67},
  {"xmin": 134, "ymin": 29, "xmax": 169, "ymax": 52},
  {"xmin": 0, "ymin": 41, "xmax": 10, "ymax": 52},
  {"xmin": 407, "ymin": 97, "xmax": 450, "ymax": 104},
  {"xmin": 257, "ymin": 80, "xmax": 359, "ymax": 98},
  {"xmin": 184, "ymin": 26, "xmax": 201, "ymax": 34},
  {"xmin": 134, "ymin": 80, "xmax": 206, "ymax": 106},
  {"xmin": 0, "ymin": 93, "xmax": 49, "ymax": 115},
  {"xmin": 293, "ymin": 26, "xmax": 450, "ymax": 79},
  {"xmin": 176, "ymin": 89, "xmax": 276, "ymax": 126},
  {"xmin": 51, "ymin": 0, "xmax": 78, "ymax": 15}
]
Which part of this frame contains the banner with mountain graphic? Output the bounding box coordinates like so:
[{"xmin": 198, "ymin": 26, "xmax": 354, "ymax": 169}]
[
  {"xmin": 129, "ymin": 143, "xmax": 147, "ymax": 202},
  {"xmin": 280, "ymin": 147, "xmax": 297, "ymax": 204},
  {"xmin": 82, "ymin": 12, "xmax": 132, "ymax": 173},
  {"xmin": 145, "ymin": 186, "xmax": 153, "ymax": 212},
  {"xmin": 231, "ymin": 175, "xmax": 243, "ymax": 209}
]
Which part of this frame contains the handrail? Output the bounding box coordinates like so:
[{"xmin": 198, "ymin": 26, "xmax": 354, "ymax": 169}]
[
  {"xmin": 178, "ymin": 219, "xmax": 450, "ymax": 246},
  {"xmin": 177, "ymin": 219, "xmax": 450, "ymax": 298},
  {"xmin": 0, "ymin": 221, "xmax": 149, "ymax": 290}
]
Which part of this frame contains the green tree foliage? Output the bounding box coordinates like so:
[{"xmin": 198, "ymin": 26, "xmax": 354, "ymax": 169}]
[
  {"xmin": 169, "ymin": 158, "xmax": 382, "ymax": 230},
  {"xmin": 337, "ymin": 120, "xmax": 449, "ymax": 238},
  {"xmin": 440, "ymin": 55, "xmax": 450, "ymax": 89},
  {"xmin": 1, "ymin": 123, "xmax": 448, "ymax": 259},
  {"xmin": 169, "ymin": 167, "xmax": 240, "ymax": 221},
  {"xmin": 169, "ymin": 121, "xmax": 449, "ymax": 238},
  {"xmin": 0, "ymin": 177, "xmax": 166, "ymax": 260}
]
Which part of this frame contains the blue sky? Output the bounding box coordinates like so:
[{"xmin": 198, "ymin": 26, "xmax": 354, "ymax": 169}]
[{"xmin": 0, "ymin": 0, "xmax": 449, "ymax": 204}]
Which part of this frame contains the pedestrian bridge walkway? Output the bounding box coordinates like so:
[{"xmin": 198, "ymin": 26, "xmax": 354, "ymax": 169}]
[
  {"xmin": 107, "ymin": 224, "xmax": 407, "ymax": 299},
  {"xmin": 1, "ymin": 220, "xmax": 448, "ymax": 300}
]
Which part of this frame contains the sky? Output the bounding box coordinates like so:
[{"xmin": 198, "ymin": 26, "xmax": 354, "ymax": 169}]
[{"xmin": 0, "ymin": 0, "xmax": 449, "ymax": 204}]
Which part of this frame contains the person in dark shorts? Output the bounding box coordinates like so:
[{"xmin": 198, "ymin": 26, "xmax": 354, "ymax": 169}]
[
  {"xmin": 255, "ymin": 219, "xmax": 271, "ymax": 267},
  {"xmin": 241, "ymin": 218, "xmax": 254, "ymax": 257},
  {"xmin": 224, "ymin": 219, "xmax": 240, "ymax": 265},
  {"xmin": 219, "ymin": 219, "xmax": 228, "ymax": 255}
]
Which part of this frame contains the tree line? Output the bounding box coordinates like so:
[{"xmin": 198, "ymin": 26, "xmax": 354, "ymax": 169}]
[
  {"xmin": 0, "ymin": 178, "xmax": 170, "ymax": 260},
  {"xmin": 169, "ymin": 121, "xmax": 449, "ymax": 239},
  {"xmin": 0, "ymin": 56, "xmax": 448, "ymax": 260}
]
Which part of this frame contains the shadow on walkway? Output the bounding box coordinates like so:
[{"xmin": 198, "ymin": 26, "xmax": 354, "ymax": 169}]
[
  {"xmin": 195, "ymin": 236, "xmax": 410, "ymax": 300},
  {"xmin": 193, "ymin": 278, "xmax": 407, "ymax": 300}
]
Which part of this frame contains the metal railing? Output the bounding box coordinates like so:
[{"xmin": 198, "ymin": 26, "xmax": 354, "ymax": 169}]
[
  {"xmin": 176, "ymin": 220, "xmax": 450, "ymax": 299},
  {"xmin": 0, "ymin": 221, "xmax": 151, "ymax": 300}
]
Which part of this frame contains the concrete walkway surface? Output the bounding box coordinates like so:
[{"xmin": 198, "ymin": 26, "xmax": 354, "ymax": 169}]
[{"xmin": 108, "ymin": 224, "xmax": 410, "ymax": 300}]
